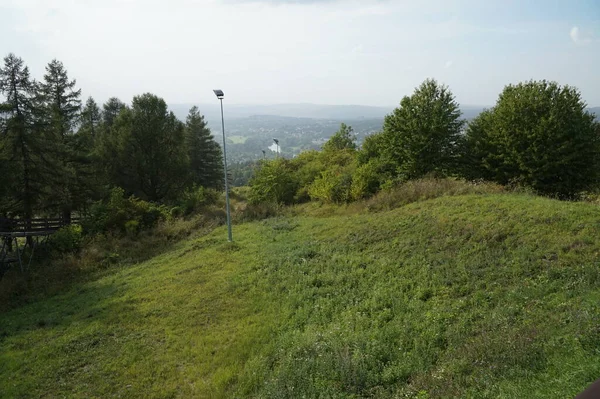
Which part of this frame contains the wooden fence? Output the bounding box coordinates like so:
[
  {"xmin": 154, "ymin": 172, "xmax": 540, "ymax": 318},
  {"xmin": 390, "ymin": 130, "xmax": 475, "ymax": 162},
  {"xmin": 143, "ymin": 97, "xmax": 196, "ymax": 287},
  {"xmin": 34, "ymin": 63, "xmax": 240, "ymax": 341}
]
[{"xmin": 0, "ymin": 217, "xmax": 81, "ymax": 236}]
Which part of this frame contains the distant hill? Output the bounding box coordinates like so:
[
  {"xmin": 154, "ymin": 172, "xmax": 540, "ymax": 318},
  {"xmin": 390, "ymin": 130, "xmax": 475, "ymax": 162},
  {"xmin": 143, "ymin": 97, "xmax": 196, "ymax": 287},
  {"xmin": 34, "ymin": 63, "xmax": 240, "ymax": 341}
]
[
  {"xmin": 169, "ymin": 103, "xmax": 599, "ymax": 138},
  {"xmin": 169, "ymin": 103, "xmax": 393, "ymax": 125},
  {"xmin": 170, "ymin": 103, "xmax": 494, "ymax": 124}
]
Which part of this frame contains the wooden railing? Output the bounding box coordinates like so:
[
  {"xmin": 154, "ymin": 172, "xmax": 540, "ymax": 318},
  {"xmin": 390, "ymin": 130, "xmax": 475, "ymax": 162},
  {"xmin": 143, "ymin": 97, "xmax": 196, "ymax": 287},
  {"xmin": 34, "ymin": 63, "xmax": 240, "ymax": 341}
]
[{"xmin": 0, "ymin": 217, "xmax": 81, "ymax": 235}]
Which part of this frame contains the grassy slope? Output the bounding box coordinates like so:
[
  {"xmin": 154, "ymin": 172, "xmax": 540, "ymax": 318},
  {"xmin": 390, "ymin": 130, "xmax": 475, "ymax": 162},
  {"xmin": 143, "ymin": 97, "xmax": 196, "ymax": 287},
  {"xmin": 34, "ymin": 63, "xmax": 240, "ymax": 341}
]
[{"xmin": 2, "ymin": 194, "xmax": 600, "ymax": 398}]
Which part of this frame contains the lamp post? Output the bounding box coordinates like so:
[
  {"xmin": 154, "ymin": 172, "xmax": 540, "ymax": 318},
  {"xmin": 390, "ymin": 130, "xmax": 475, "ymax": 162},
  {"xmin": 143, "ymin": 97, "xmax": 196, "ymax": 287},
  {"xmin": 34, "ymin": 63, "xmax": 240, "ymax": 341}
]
[{"xmin": 213, "ymin": 89, "xmax": 232, "ymax": 242}]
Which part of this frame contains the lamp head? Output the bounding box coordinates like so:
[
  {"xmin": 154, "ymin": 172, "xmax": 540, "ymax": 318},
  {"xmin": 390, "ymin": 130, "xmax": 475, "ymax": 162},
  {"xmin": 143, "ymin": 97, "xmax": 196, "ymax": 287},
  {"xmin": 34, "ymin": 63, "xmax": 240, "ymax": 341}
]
[{"xmin": 213, "ymin": 89, "xmax": 224, "ymax": 99}]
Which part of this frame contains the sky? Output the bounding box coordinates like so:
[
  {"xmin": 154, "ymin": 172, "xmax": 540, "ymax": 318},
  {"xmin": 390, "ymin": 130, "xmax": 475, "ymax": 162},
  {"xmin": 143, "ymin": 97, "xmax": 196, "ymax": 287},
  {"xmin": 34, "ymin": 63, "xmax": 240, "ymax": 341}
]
[{"xmin": 1, "ymin": 0, "xmax": 599, "ymax": 107}]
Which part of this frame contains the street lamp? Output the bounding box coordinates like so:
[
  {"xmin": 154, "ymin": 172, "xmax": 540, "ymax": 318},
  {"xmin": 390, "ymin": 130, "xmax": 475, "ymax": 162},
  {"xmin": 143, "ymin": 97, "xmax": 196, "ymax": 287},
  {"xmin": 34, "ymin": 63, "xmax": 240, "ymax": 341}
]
[
  {"xmin": 273, "ymin": 138, "xmax": 280, "ymax": 158},
  {"xmin": 213, "ymin": 89, "xmax": 232, "ymax": 242}
]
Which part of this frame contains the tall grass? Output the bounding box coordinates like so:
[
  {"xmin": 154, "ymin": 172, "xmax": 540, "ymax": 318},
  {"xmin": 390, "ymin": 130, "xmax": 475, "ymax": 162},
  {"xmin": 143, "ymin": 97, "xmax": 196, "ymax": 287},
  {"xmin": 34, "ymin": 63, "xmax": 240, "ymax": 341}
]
[{"xmin": 365, "ymin": 178, "xmax": 505, "ymax": 212}]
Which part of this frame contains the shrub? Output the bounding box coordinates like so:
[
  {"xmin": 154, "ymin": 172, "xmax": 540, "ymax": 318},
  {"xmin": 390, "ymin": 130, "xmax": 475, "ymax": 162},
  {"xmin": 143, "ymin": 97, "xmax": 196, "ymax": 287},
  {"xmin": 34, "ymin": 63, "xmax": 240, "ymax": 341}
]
[
  {"xmin": 49, "ymin": 224, "xmax": 83, "ymax": 254},
  {"xmin": 308, "ymin": 167, "xmax": 354, "ymax": 204},
  {"xmin": 351, "ymin": 158, "xmax": 395, "ymax": 200},
  {"xmin": 177, "ymin": 186, "xmax": 221, "ymax": 216},
  {"xmin": 84, "ymin": 187, "xmax": 170, "ymax": 235},
  {"xmin": 249, "ymin": 159, "xmax": 299, "ymax": 205}
]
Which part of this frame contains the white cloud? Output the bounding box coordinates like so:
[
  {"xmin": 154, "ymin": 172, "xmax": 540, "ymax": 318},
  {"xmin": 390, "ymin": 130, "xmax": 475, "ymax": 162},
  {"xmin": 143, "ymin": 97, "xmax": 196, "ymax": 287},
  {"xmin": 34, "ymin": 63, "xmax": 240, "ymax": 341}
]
[
  {"xmin": 570, "ymin": 26, "xmax": 594, "ymax": 45},
  {"xmin": 444, "ymin": 60, "xmax": 453, "ymax": 69}
]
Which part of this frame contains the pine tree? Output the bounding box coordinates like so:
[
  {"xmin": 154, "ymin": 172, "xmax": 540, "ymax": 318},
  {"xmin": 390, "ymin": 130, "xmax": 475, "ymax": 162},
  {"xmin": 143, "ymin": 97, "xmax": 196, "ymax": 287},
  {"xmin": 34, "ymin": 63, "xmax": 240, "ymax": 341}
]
[
  {"xmin": 0, "ymin": 54, "xmax": 46, "ymax": 223},
  {"xmin": 102, "ymin": 97, "xmax": 126, "ymax": 130},
  {"xmin": 37, "ymin": 59, "xmax": 82, "ymax": 221},
  {"xmin": 80, "ymin": 96, "xmax": 102, "ymax": 140},
  {"xmin": 185, "ymin": 106, "xmax": 223, "ymax": 190}
]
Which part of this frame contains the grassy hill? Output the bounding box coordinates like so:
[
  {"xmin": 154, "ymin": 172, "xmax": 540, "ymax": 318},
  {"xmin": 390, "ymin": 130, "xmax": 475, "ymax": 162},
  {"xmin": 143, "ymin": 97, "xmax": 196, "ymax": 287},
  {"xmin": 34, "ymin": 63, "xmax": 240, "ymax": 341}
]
[{"xmin": 2, "ymin": 193, "xmax": 600, "ymax": 398}]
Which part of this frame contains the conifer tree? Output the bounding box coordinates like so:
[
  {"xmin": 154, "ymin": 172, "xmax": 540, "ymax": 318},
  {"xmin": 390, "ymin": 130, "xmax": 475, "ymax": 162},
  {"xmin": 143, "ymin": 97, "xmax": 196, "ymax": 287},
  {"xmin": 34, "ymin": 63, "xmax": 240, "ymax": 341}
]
[
  {"xmin": 0, "ymin": 54, "xmax": 46, "ymax": 222},
  {"xmin": 185, "ymin": 106, "xmax": 223, "ymax": 189},
  {"xmin": 80, "ymin": 96, "xmax": 102, "ymax": 140},
  {"xmin": 102, "ymin": 97, "xmax": 126, "ymax": 130},
  {"xmin": 37, "ymin": 59, "xmax": 83, "ymax": 221}
]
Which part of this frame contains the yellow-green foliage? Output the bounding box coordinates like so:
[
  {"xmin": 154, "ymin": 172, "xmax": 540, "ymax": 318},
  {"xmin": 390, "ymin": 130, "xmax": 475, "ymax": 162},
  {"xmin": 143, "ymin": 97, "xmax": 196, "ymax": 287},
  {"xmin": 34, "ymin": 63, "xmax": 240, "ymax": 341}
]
[
  {"xmin": 308, "ymin": 166, "xmax": 354, "ymax": 203},
  {"xmin": 249, "ymin": 158, "xmax": 299, "ymax": 205},
  {"xmin": 351, "ymin": 158, "xmax": 395, "ymax": 200}
]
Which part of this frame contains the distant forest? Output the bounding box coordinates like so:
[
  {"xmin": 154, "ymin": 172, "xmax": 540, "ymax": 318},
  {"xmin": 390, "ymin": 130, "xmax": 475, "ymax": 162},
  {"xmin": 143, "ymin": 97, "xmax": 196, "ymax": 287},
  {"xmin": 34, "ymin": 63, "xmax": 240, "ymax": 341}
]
[
  {"xmin": 0, "ymin": 53, "xmax": 224, "ymax": 222},
  {"xmin": 2, "ymin": 52, "xmax": 600, "ymax": 223}
]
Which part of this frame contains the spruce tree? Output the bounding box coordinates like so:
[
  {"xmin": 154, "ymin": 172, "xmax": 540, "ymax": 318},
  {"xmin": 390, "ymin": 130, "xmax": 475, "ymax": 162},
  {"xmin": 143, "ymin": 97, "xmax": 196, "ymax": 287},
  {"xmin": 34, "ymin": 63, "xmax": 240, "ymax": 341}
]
[
  {"xmin": 0, "ymin": 54, "xmax": 46, "ymax": 224},
  {"xmin": 185, "ymin": 106, "xmax": 223, "ymax": 190},
  {"xmin": 37, "ymin": 59, "xmax": 82, "ymax": 221},
  {"xmin": 80, "ymin": 96, "xmax": 102, "ymax": 140},
  {"xmin": 102, "ymin": 97, "xmax": 126, "ymax": 130}
]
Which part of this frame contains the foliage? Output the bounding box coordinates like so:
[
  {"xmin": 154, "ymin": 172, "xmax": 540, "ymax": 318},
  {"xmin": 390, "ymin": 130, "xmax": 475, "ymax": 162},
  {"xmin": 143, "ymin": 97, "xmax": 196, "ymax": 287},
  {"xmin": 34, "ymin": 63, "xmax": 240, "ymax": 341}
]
[
  {"xmin": 464, "ymin": 80, "xmax": 600, "ymax": 198},
  {"xmin": 49, "ymin": 224, "xmax": 83, "ymax": 253},
  {"xmin": 357, "ymin": 131, "xmax": 386, "ymax": 165},
  {"xmin": 185, "ymin": 106, "xmax": 223, "ymax": 190},
  {"xmin": 101, "ymin": 97, "xmax": 126, "ymax": 129},
  {"xmin": 0, "ymin": 53, "xmax": 52, "ymax": 219},
  {"xmin": 175, "ymin": 185, "xmax": 221, "ymax": 216},
  {"xmin": 350, "ymin": 158, "xmax": 395, "ymax": 200},
  {"xmin": 322, "ymin": 122, "xmax": 357, "ymax": 152},
  {"xmin": 79, "ymin": 96, "xmax": 102, "ymax": 141},
  {"xmin": 380, "ymin": 79, "xmax": 464, "ymax": 180},
  {"xmin": 83, "ymin": 187, "xmax": 169, "ymax": 235},
  {"xmin": 308, "ymin": 164, "xmax": 355, "ymax": 203},
  {"xmin": 249, "ymin": 158, "xmax": 299, "ymax": 205},
  {"xmin": 98, "ymin": 93, "xmax": 190, "ymax": 201},
  {"xmin": 2, "ymin": 194, "xmax": 600, "ymax": 398},
  {"xmin": 37, "ymin": 58, "xmax": 88, "ymax": 219}
]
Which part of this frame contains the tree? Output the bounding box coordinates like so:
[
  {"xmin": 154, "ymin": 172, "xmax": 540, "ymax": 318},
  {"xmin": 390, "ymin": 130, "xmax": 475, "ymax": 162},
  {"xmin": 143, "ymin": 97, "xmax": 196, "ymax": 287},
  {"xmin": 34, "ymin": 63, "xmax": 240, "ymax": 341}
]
[
  {"xmin": 381, "ymin": 79, "xmax": 464, "ymax": 180},
  {"xmin": 104, "ymin": 93, "xmax": 189, "ymax": 201},
  {"xmin": 323, "ymin": 123, "xmax": 357, "ymax": 152},
  {"xmin": 464, "ymin": 80, "xmax": 600, "ymax": 197},
  {"xmin": 38, "ymin": 59, "xmax": 81, "ymax": 140},
  {"xmin": 79, "ymin": 96, "xmax": 102, "ymax": 140},
  {"xmin": 185, "ymin": 106, "xmax": 223, "ymax": 189},
  {"xmin": 102, "ymin": 97, "xmax": 126, "ymax": 129},
  {"xmin": 37, "ymin": 59, "xmax": 83, "ymax": 220},
  {"xmin": 0, "ymin": 54, "xmax": 46, "ymax": 222}
]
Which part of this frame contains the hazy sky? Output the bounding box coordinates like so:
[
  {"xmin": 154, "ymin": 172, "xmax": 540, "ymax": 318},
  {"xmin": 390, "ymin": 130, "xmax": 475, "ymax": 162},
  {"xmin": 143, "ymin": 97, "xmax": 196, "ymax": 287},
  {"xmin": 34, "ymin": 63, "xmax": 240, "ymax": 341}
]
[{"xmin": 1, "ymin": 0, "xmax": 599, "ymax": 107}]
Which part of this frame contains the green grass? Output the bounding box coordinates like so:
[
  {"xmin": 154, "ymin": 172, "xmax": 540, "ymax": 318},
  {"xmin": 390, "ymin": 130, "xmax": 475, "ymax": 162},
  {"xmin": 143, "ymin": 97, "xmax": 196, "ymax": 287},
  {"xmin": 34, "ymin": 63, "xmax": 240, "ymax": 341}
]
[{"xmin": 2, "ymin": 193, "xmax": 600, "ymax": 398}]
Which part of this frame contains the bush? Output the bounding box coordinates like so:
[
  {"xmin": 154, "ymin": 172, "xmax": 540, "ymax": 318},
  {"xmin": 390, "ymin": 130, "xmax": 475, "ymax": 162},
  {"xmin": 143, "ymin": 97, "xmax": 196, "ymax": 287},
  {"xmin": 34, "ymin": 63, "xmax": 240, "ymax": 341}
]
[
  {"xmin": 177, "ymin": 186, "xmax": 221, "ymax": 216},
  {"xmin": 84, "ymin": 187, "xmax": 170, "ymax": 235},
  {"xmin": 308, "ymin": 167, "xmax": 354, "ymax": 204},
  {"xmin": 249, "ymin": 159, "xmax": 299, "ymax": 205},
  {"xmin": 351, "ymin": 158, "xmax": 395, "ymax": 200},
  {"xmin": 49, "ymin": 224, "xmax": 83, "ymax": 254}
]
